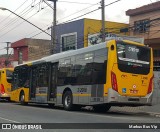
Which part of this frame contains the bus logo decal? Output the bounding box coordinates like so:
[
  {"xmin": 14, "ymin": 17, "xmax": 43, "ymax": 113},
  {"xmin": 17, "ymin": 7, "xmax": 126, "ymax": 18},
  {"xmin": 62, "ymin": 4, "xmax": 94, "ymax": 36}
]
[
  {"xmin": 121, "ymin": 74, "xmax": 127, "ymax": 78},
  {"xmin": 133, "ymin": 85, "xmax": 136, "ymax": 89},
  {"xmin": 122, "ymin": 88, "xmax": 126, "ymax": 93},
  {"xmin": 130, "ymin": 89, "xmax": 138, "ymax": 94}
]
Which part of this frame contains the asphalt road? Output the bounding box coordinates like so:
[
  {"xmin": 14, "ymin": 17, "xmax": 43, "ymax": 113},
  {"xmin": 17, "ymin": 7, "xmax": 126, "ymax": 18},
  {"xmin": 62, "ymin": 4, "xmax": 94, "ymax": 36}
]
[{"xmin": 0, "ymin": 101, "xmax": 160, "ymax": 132}]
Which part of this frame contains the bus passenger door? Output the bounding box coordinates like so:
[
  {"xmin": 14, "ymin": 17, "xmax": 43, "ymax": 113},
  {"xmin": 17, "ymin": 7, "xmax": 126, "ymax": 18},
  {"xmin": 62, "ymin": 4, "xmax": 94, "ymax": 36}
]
[
  {"xmin": 48, "ymin": 62, "xmax": 58, "ymax": 100},
  {"xmin": 30, "ymin": 68, "xmax": 36, "ymax": 99}
]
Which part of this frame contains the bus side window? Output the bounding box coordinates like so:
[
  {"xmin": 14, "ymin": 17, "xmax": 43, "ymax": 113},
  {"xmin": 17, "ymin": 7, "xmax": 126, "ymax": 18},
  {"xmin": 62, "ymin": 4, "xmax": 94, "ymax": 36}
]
[
  {"xmin": 76, "ymin": 52, "xmax": 93, "ymax": 84},
  {"xmin": 92, "ymin": 48, "xmax": 108, "ymax": 84},
  {"xmin": 65, "ymin": 58, "xmax": 77, "ymax": 84},
  {"xmin": 36, "ymin": 64, "xmax": 49, "ymax": 87},
  {"xmin": 58, "ymin": 58, "xmax": 73, "ymax": 85}
]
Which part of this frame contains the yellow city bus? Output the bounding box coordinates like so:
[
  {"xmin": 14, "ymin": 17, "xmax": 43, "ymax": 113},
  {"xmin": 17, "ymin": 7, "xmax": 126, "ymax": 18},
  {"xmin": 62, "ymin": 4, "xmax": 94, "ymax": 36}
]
[
  {"xmin": 11, "ymin": 39, "xmax": 153, "ymax": 112},
  {"xmin": 0, "ymin": 68, "xmax": 14, "ymax": 101}
]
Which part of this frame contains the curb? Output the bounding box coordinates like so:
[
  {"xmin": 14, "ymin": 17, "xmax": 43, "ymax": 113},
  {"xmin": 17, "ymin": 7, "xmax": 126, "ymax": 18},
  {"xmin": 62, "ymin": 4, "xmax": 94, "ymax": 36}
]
[{"xmin": 147, "ymin": 112, "xmax": 160, "ymax": 117}]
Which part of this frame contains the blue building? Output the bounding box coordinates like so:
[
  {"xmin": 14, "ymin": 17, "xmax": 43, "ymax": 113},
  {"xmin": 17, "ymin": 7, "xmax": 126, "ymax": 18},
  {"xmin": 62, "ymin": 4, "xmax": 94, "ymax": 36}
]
[{"xmin": 53, "ymin": 18, "xmax": 128, "ymax": 54}]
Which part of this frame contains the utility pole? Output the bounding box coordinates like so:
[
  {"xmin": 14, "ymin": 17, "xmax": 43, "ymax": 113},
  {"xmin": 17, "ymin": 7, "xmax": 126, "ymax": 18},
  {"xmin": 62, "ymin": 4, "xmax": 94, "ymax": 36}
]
[
  {"xmin": 5, "ymin": 42, "xmax": 11, "ymax": 67},
  {"xmin": 46, "ymin": 0, "xmax": 58, "ymax": 54},
  {"xmin": 0, "ymin": 42, "xmax": 11, "ymax": 67},
  {"xmin": 6, "ymin": 42, "xmax": 10, "ymax": 58},
  {"xmin": 101, "ymin": 0, "xmax": 105, "ymax": 42}
]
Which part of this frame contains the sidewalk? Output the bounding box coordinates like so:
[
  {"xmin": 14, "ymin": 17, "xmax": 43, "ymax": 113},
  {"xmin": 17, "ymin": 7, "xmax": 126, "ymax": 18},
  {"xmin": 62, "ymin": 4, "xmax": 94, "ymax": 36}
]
[
  {"xmin": 110, "ymin": 103, "xmax": 160, "ymax": 116},
  {"xmin": 141, "ymin": 104, "xmax": 160, "ymax": 114}
]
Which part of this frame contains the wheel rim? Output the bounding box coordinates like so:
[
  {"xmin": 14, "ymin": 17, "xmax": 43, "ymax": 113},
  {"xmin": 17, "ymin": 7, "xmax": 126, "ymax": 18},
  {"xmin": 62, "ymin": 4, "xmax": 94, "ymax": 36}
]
[{"xmin": 65, "ymin": 95, "xmax": 71, "ymax": 107}]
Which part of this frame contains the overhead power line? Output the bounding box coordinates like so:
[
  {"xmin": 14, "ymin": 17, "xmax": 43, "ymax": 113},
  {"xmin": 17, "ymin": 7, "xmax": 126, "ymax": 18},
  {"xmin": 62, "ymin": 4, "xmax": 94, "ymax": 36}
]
[
  {"xmin": 43, "ymin": 0, "xmax": 54, "ymax": 10},
  {"xmin": 0, "ymin": 10, "xmax": 51, "ymax": 42},
  {"xmin": 30, "ymin": 27, "xmax": 50, "ymax": 38},
  {"xmin": 0, "ymin": 0, "xmax": 38, "ymax": 33},
  {"xmin": 0, "ymin": 0, "xmax": 29, "ymax": 24},
  {"xmin": 0, "ymin": 4, "xmax": 50, "ymax": 40},
  {"xmin": 57, "ymin": 2, "xmax": 100, "ymax": 22},
  {"xmin": 0, "ymin": 0, "xmax": 32, "ymax": 32},
  {"xmin": 58, "ymin": 1, "xmax": 97, "ymax": 5},
  {"xmin": 26, "ymin": 0, "xmax": 122, "ymax": 39},
  {"xmin": 150, "ymin": 0, "xmax": 153, "ymax": 3},
  {"xmin": 59, "ymin": 0, "xmax": 121, "ymax": 24},
  {"xmin": 26, "ymin": 0, "xmax": 99, "ymax": 38},
  {"xmin": 0, "ymin": 0, "xmax": 122, "ymax": 42}
]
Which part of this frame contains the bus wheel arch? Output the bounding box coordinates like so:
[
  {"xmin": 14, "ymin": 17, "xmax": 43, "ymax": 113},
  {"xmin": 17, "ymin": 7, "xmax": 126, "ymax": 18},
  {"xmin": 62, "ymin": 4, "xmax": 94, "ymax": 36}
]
[
  {"xmin": 62, "ymin": 87, "xmax": 72, "ymax": 103},
  {"xmin": 62, "ymin": 88, "xmax": 74, "ymax": 111},
  {"xmin": 19, "ymin": 90, "xmax": 28, "ymax": 105}
]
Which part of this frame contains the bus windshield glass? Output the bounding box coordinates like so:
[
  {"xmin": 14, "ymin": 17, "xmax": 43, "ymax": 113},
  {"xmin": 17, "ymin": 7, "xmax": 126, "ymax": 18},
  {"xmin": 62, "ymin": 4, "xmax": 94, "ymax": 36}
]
[{"xmin": 117, "ymin": 42, "xmax": 151, "ymax": 74}]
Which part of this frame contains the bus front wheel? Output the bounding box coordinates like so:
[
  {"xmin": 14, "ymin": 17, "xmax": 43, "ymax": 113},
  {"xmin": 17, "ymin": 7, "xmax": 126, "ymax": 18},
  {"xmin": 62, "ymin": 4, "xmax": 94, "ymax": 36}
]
[{"xmin": 63, "ymin": 91, "xmax": 74, "ymax": 111}]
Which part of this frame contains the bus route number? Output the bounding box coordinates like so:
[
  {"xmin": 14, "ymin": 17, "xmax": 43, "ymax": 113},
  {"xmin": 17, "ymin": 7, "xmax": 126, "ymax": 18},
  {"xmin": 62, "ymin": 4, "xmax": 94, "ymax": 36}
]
[
  {"xmin": 78, "ymin": 88, "xmax": 87, "ymax": 93},
  {"xmin": 128, "ymin": 47, "xmax": 139, "ymax": 53}
]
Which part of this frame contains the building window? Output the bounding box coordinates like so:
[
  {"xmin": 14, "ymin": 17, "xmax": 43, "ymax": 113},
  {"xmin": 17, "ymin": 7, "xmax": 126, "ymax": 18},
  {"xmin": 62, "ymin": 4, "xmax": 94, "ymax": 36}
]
[
  {"xmin": 18, "ymin": 50, "xmax": 23, "ymax": 64},
  {"xmin": 61, "ymin": 32, "xmax": 77, "ymax": 52},
  {"xmin": 134, "ymin": 19, "xmax": 150, "ymax": 33}
]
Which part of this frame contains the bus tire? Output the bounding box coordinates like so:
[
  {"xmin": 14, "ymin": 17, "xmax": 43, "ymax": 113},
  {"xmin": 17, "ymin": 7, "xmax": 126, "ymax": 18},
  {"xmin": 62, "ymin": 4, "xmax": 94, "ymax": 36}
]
[
  {"xmin": 20, "ymin": 92, "xmax": 28, "ymax": 105},
  {"xmin": 63, "ymin": 91, "xmax": 74, "ymax": 111},
  {"xmin": 93, "ymin": 104, "xmax": 111, "ymax": 113}
]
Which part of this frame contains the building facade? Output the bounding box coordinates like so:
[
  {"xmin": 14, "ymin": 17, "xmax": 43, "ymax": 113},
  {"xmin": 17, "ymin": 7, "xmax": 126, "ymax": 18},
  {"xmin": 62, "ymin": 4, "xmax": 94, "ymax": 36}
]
[
  {"xmin": 54, "ymin": 18, "xmax": 128, "ymax": 53},
  {"xmin": 10, "ymin": 19, "xmax": 128, "ymax": 65},
  {"xmin": 11, "ymin": 38, "xmax": 51, "ymax": 65},
  {"xmin": 126, "ymin": 1, "xmax": 160, "ymax": 66}
]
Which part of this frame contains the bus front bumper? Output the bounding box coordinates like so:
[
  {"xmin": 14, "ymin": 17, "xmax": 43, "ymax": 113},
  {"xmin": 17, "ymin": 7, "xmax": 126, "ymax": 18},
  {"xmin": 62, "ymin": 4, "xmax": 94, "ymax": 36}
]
[
  {"xmin": 107, "ymin": 88, "xmax": 153, "ymax": 106},
  {"xmin": 0, "ymin": 93, "xmax": 10, "ymax": 98}
]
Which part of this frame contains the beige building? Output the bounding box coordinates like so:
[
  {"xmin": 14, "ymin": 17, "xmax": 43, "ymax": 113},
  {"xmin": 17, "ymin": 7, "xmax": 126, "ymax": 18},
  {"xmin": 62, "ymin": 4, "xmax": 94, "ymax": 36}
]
[
  {"xmin": 11, "ymin": 38, "xmax": 51, "ymax": 65},
  {"xmin": 126, "ymin": 1, "xmax": 160, "ymax": 66}
]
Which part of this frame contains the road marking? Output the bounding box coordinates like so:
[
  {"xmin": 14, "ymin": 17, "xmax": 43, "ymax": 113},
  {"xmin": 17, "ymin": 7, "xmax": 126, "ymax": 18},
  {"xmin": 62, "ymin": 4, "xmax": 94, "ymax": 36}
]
[{"xmin": 0, "ymin": 116, "xmax": 21, "ymax": 123}]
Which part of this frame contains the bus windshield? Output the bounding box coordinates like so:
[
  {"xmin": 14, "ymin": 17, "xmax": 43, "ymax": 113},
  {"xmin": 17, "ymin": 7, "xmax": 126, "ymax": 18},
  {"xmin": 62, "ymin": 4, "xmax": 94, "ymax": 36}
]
[{"xmin": 117, "ymin": 42, "xmax": 151, "ymax": 75}]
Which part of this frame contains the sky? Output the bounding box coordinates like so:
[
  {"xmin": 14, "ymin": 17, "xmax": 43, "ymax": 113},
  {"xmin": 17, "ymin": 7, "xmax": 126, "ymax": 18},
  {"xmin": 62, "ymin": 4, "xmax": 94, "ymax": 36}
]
[{"xmin": 0, "ymin": 0, "xmax": 158, "ymax": 55}]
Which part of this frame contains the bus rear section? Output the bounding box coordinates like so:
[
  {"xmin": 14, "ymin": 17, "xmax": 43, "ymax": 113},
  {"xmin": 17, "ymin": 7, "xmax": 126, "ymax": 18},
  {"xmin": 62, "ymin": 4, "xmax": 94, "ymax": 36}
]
[
  {"xmin": 108, "ymin": 41, "xmax": 153, "ymax": 106},
  {"xmin": 0, "ymin": 68, "xmax": 14, "ymax": 101}
]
